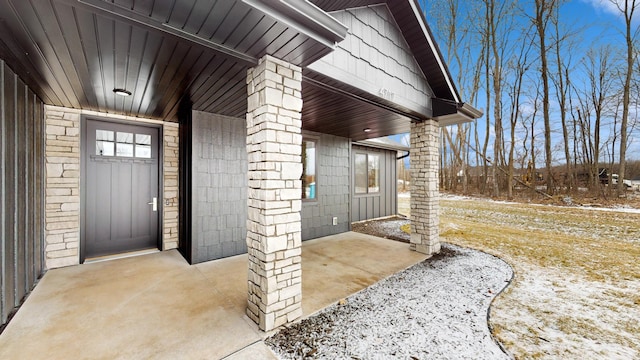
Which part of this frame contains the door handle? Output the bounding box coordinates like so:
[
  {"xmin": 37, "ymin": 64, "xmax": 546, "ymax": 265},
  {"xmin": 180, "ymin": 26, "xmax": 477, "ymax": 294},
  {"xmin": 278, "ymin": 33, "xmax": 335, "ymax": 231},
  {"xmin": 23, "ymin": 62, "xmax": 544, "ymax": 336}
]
[{"xmin": 147, "ymin": 197, "xmax": 157, "ymax": 212}]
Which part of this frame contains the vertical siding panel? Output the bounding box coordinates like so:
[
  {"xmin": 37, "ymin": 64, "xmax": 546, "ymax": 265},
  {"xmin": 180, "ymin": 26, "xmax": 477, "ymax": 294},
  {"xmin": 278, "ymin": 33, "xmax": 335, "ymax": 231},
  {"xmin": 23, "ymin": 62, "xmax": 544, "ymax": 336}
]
[
  {"xmin": 25, "ymin": 89, "xmax": 35, "ymax": 289},
  {"xmin": 381, "ymin": 149, "xmax": 388, "ymax": 215},
  {"xmin": 3, "ymin": 66, "xmax": 16, "ymax": 315},
  {"xmin": 391, "ymin": 151, "xmax": 395, "ymax": 213},
  {"xmin": 33, "ymin": 100, "xmax": 43, "ymax": 278},
  {"xmin": 0, "ymin": 61, "xmax": 5, "ymax": 324},
  {"xmin": 0, "ymin": 62, "xmax": 44, "ymax": 328},
  {"xmin": 389, "ymin": 151, "xmax": 395, "ymax": 215},
  {"xmin": 371, "ymin": 195, "xmax": 377, "ymax": 219},
  {"xmin": 15, "ymin": 77, "xmax": 26, "ymax": 305}
]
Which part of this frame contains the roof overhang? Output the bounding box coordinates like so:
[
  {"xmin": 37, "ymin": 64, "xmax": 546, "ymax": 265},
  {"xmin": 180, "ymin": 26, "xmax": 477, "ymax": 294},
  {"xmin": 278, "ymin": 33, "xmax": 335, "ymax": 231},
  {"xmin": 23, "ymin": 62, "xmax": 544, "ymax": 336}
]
[
  {"xmin": 242, "ymin": 0, "xmax": 348, "ymax": 49},
  {"xmin": 405, "ymin": 0, "xmax": 460, "ymax": 103}
]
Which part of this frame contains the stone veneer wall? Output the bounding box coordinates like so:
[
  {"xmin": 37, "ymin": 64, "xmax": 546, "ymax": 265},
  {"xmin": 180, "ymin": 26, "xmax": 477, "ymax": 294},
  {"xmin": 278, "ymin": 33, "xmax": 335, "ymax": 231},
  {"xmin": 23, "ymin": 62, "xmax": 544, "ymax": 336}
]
[
  {"xmin": 163, "ymin": 123, "xmax": 179, "ymax": 250},
  {"xmin": 44, "ymin": 105, "xmax": 179, "ymax": 268},
  {"xmin": 246, "ymin": 55, "xmax": 303, "ymax": 331},
  {"xmin": 409, "ymin": 120, "xmax": 440, "ymax": 255},
  {"xmin": 44, "ymin": 107, "xmax": 81, "ymax": 269}
]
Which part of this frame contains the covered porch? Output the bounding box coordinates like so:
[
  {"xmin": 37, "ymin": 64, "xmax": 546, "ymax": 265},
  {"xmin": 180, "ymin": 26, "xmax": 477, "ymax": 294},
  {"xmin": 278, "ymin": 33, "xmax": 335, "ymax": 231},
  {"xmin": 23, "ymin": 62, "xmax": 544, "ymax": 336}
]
[{"xmin": 0, "ymin": 232, "xmax": 427, "ymax": 359}]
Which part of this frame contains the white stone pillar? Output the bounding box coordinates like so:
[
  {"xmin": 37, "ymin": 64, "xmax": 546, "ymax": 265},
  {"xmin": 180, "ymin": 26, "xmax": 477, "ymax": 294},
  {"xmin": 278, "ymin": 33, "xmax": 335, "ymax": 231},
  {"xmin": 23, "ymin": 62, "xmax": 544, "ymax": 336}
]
[
  {"xmin": 409, "ymin": 120, "xmax": 440, "ymax": 255},
  {"xmin": 246, "ymin": 55, "xmax": 303, "ymax": 331}
]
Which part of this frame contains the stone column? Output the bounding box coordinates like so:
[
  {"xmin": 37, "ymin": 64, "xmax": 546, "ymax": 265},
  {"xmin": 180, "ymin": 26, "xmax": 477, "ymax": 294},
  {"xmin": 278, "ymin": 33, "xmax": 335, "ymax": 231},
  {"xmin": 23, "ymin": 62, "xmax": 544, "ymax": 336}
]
[
  {"xmin": 44, "ymin": 106, "xmax": 81, "ymax": 269},
  {"xmin": 409, "ymin": 119, "xmax": 440, "ymax": 255},
  {"xmin": 246, "ymin": 55, "xmax": 303, "ymax": 331},
  {"xmin": 162, "ymin": 123, "xmax": 179, "ymax": 250}
]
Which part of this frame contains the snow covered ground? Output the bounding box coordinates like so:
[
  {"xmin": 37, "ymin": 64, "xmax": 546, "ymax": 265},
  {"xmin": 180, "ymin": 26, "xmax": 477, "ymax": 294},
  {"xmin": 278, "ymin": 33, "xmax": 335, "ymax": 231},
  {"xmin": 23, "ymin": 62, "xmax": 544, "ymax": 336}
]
[
  {"xmin": 438, "ymin": 198, "xmax": 640, "ymax": 358},
  {"xmin": 266, "ymin": 244, "xmax": 513, "ymax": 359}
]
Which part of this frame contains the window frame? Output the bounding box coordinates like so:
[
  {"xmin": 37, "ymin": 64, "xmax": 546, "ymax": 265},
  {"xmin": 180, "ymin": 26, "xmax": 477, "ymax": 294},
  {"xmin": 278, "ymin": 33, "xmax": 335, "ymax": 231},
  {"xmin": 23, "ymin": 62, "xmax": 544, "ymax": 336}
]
[
  {"xmin": 354, "ymin": 151, "xmax": 382, "ymax": 195},
  {"xmin": 301, "ymin": 136, "xmax": 319, "ymax": 202}
]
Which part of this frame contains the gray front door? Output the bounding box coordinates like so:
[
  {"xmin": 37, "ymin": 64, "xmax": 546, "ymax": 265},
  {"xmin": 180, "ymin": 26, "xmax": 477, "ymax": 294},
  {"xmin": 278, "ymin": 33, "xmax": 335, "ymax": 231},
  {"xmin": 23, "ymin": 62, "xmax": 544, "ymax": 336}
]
[{"xmin": 84, "ymin": 119, "xmax": 160, "ymax": 259}]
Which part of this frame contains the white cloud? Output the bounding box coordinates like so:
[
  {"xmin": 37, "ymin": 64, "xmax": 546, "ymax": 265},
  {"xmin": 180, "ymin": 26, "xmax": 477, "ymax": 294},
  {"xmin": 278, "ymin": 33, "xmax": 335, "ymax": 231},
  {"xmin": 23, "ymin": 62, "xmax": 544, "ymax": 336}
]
[{"xmin": 582, "ymin": 0, "xmax": 630, "ymax": 17}]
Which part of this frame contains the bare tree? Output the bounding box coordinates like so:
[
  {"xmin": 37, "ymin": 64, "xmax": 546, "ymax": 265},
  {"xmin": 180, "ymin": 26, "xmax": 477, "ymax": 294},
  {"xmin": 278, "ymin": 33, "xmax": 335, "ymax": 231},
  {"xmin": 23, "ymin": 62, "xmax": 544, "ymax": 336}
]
[
  {"xmin": 506, "ymin": 28, "xmax": 534, "ymax": 198},
  {"xmin": 533, "ymin": 0, "xmax": 559, "ymax": 194},
  {"xmin": 426, "ymin": 0, "xmax": 485, "ymax": 195},
  {"xmin": 550, "ymin": 5, "xmax": 577, "ymax": 192},
  {"xmin": 586, "ymin": 46, "xmax": 615, "ymax": 189},
  {"xmin": 610, "ymin": 0, "xmax": 640, "ymax": 194}
]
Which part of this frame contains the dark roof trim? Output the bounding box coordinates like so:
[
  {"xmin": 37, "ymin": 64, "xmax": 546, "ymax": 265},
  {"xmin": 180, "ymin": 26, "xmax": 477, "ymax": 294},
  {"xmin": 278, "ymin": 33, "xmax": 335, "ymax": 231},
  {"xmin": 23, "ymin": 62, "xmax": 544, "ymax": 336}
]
[
  {"xmin": 406, "ymin": 0, "xmax": 460, "ymax": 103},
  {"xmin": 242, "ymin": 0, "xmax": 348, "ymax": 49},
  {"xmin": 432, "ymin": 97, "xmax": 483, "ymax": 126},
  {"xmin": 354, "ymin": 139, "xmax": 409, "ymax": 152}
]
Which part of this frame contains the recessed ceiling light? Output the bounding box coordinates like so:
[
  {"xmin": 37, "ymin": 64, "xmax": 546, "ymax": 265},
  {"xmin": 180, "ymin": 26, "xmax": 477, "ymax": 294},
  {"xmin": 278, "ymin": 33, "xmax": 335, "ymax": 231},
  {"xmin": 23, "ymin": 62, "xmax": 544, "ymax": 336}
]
[
  {"xmin": 363, "ymin": 128, "xmax": 372, "ymax": 133},
  {"xmin": 113, "ymin": 88, "xmax": 132, "ymax": 96}
]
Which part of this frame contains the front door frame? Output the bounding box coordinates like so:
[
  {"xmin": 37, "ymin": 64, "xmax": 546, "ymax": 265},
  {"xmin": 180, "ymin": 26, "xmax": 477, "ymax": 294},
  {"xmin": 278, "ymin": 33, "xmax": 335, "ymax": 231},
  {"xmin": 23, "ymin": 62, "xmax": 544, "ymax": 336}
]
[{"xmin": 80, "ymin": 115, "xmax": 164, "ymax": 263}]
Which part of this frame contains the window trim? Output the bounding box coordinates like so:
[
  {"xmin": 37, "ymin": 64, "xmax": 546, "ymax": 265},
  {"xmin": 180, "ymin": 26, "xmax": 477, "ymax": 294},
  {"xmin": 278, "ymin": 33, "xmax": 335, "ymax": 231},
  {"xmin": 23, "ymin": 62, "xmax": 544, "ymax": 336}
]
[{"xmin": 301, "ymin": 136, "xmax": 319, "ymax": 202}]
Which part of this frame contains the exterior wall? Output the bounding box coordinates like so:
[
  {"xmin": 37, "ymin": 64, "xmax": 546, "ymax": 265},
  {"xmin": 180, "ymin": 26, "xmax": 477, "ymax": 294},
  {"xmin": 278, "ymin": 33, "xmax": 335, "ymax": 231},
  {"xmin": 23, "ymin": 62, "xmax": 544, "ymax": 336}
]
[
  {"xmin": 43, "ymin": 105, "xmax": 179, "ymax": 268},
  {"xmin": 190, "ymin": 111, "xmax": 247, "ymax": 263},
  {"xmin": 410, "ymin": 120, "xmax": 440, "ymax": 255},
  {"xmin": 307, "ymin": 4, "xmax": 433, "ymax": 116},
  {"xmin": 1, "ymin": 61, "xmax": 45, "ymax": 326},
  {"xmin": 351, "ymin": 145, "xmax": 398, "ymax": 222},
  {"xmin": 301, "ymin": 132, "xmax": 350, "ymax": 240}
]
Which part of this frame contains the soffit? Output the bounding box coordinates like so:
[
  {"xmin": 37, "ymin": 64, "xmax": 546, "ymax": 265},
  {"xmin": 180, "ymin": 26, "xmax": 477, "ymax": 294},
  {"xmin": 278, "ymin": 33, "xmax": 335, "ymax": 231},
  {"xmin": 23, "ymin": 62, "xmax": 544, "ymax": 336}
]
[
  {"xmin": 302, "ymin": 70, "xmax": 412, "ymax": 142},
  {"xmin": 0, "ymin": 0, "xmax": 342, "ymax": 121}
]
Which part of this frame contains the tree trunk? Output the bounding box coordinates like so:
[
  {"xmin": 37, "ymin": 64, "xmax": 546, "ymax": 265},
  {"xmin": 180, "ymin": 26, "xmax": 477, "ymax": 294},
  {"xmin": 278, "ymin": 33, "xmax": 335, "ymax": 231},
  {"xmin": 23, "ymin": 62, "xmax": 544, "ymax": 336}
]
[{"xmin": 535, "ymin": 0, "xmax": 555, "ymax": 194}]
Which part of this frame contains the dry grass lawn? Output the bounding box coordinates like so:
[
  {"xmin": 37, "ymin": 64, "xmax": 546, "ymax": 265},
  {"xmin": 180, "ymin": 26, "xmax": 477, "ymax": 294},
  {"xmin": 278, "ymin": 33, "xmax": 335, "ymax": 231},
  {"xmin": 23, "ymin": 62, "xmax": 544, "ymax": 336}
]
[{"xmin": 399, "ymin": 195, "xmax": 640, "ymax": 359}]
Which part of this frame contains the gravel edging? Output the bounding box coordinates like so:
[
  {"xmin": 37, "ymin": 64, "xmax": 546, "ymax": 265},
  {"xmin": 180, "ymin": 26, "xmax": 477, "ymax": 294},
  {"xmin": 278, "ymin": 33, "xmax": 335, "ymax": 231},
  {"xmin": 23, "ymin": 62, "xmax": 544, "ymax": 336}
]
[{"xmin": 266, "ymin": 242, "xmax": 513, "ymax": 359}]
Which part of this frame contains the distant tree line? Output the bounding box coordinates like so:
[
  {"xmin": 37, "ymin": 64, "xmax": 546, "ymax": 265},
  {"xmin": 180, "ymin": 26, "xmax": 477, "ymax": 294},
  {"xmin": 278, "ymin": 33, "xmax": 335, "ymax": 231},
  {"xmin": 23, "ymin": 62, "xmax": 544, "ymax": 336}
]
[{"xmin": 422, "ymin": 0, "xmax": 640, "ymax": 199}]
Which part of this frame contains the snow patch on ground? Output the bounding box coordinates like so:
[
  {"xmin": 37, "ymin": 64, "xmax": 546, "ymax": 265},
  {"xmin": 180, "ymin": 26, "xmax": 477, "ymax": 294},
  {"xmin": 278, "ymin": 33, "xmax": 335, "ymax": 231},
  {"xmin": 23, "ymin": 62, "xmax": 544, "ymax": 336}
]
[
  {"xmin": 491, "ymin": 265, "xmax": 640, "ymax": 359},
  {"xmin": 266, "ymin": 244, "xmax": 513, "ymax": 359},
  {"xmin": 440, "ymin": 193, "xmax": 640, "ymax": 214}
]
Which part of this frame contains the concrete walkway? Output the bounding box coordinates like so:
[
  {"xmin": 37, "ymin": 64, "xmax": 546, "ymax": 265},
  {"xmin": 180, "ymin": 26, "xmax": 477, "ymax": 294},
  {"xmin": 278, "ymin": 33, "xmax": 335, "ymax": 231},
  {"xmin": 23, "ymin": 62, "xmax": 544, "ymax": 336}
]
[{"xmin": 0, "ymin": 232, "xmax": 426, "ymax": 359}]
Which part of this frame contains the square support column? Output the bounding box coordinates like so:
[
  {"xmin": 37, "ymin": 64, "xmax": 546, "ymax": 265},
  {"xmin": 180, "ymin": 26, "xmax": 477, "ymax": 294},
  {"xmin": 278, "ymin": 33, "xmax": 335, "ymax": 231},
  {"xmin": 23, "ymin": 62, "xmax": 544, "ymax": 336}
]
[
  {"xmin": 246, "ymin": 55, "xmax": 303, "ymax": 331},
  {"xmin": 409, "ymin": 120, "xmax": 440, "ymax": 255}
]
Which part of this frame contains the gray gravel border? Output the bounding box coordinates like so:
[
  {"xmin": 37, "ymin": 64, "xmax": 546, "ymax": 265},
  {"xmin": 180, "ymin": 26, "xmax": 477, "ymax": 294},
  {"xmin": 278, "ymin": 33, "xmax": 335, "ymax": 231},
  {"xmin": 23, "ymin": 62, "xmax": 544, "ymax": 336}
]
[{"xmin": 267, "ymin": 243, "xmax": 513, "ymax": 359}]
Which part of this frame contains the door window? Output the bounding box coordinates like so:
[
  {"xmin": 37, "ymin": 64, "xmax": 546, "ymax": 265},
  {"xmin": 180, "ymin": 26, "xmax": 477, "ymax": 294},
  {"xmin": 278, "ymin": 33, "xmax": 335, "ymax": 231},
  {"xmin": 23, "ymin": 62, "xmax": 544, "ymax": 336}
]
[
  {"xmin": 96, "ymin": 130, "xmax": 115, "ymax": 156},
  {"xmin": 95, "ymin": 130, "xmax": 152, "ymax": 158}
]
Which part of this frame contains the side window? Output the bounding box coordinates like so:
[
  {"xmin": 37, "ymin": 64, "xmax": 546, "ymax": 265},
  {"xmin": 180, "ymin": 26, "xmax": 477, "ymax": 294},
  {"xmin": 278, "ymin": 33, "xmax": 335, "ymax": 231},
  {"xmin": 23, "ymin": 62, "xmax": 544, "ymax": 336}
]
[
  {"xmin": 355, "ymin": 153, "xmax": 367, "ymax": 194},
  {"xmin": 368, "ymin": 154, "xmax": 380, "ymax": 193},
  {"xmin": 355, "ymin": 152, "xmax": 380, "ymax": 194},
  {"xmin": 302, "ymin": 139, "xmax": 316, "ymax": 200}
]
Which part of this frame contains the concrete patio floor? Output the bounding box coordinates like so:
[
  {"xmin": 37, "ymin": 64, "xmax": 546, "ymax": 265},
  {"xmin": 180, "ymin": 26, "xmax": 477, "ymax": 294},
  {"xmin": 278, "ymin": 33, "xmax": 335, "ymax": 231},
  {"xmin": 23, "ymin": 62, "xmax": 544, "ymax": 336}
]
[{"xmin": 0, "ymin": 232, "xmax": 427, "ymax": 359}]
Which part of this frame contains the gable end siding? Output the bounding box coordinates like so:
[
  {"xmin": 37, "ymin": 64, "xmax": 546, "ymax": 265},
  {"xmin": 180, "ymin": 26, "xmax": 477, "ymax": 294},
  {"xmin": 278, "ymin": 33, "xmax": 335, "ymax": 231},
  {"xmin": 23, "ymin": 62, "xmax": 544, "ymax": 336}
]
[{"xmin": 308, "ymin": 4, "xmax": 433, "ymax": 117}]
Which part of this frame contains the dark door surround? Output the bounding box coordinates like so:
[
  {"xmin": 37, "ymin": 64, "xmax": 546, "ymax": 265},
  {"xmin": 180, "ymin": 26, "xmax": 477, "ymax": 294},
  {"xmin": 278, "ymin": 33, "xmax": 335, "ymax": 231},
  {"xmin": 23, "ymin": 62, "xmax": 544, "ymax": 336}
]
[{"xmin": 80, "ymin": 117, "xmax": 163, "ymax": 262}]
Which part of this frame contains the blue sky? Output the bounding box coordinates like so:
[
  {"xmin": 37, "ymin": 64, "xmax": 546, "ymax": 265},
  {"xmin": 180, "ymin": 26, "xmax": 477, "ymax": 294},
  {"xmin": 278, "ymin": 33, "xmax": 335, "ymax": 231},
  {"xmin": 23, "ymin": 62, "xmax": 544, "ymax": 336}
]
[{"xmin": 399, "ymin": 0, "xmax": 640, "ymax": 167}]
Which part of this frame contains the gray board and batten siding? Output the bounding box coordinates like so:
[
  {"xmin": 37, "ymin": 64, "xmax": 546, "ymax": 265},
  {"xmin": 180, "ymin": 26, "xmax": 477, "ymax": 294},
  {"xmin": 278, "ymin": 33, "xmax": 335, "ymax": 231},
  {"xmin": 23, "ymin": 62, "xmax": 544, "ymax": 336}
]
[
  {"xmin": 351, "ymin": 144, "xmax": 398, "ymax": 223},
  {"xmin": 301, "ymin": 132, "xmax": 351, "ymax": 241},
  {"xmin": 1, "ymin": 61, "xmax": 45, "ymax": 329}
]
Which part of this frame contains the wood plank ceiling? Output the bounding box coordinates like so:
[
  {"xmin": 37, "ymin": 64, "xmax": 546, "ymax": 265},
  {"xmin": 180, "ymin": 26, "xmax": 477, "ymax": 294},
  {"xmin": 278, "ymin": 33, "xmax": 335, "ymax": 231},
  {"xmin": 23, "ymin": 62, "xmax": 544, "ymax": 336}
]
[
  {"xmin": 0, "ymin": 0, "xmax": 334, "ymax": 121},
  {"xmin": 0, "ymin": 0, "xmax": 454, "ymax": 141}
]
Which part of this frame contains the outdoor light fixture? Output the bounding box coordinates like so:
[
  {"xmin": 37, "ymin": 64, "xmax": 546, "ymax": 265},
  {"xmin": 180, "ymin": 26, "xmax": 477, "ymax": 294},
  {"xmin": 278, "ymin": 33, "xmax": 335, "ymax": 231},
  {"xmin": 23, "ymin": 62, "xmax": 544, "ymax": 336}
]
[
  {"xmin": 363, "ymin": 128, "xmax": 372, "ymax": 133},
  {"xmin": 113, "ymin": 88, "xmax": 132, "ymax": 96}
]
